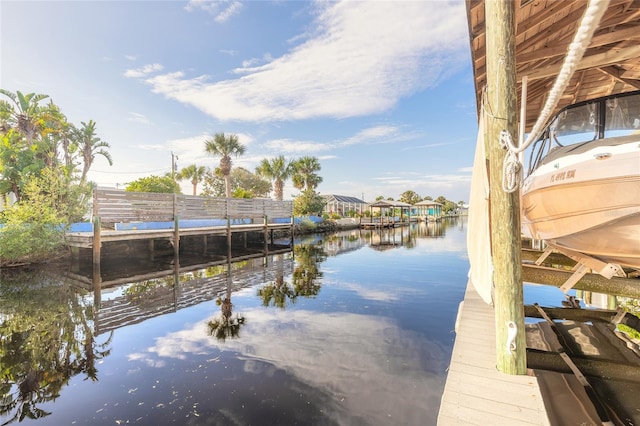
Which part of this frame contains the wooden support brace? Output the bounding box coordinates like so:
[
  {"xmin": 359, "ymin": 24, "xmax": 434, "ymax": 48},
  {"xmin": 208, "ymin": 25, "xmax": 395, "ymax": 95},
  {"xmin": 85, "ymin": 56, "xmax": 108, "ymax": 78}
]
[
  {"xmin": 534, "ymin": 247, "xmax": 554, "ymax": 266},
  {"xmin": 560, "ymin": 264, "xmax": 589, "ymax": 293}
]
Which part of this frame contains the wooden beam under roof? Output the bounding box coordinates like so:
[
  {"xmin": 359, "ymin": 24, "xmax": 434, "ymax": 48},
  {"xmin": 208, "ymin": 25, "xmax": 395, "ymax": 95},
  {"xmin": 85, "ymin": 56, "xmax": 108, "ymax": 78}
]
[
  {"xmin": 599, "ymin": 66, "xmax": 640, "ymax": 89},
  {"xmin": 517, "ymin": 25, "xmax": 640, "ymax": 65},
  {"xmin": 522, "ymin": 45, "xmax": 640, "ymax": 81}
]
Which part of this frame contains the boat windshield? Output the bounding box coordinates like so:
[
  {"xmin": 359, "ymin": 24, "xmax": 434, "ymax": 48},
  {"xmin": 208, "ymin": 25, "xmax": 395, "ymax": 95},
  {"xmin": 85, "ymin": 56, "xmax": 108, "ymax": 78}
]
[{"xmin": 527, "ymin": 90, "xmax": 640, "ymax": 174}]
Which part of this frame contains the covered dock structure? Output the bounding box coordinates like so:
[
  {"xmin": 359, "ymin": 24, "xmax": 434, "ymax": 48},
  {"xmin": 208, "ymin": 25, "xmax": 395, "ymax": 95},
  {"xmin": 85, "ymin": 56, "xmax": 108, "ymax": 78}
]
[
  {"xmin": 414, "ymin": 200, "xmax": 443, "ymax": 222},
  {"xmin": 360, "ymin": 199, "xmax": 414, "ymax": 228},
  {"xmin": 440, "ymin": 0, "xmax": 640, "ymax": 424}
]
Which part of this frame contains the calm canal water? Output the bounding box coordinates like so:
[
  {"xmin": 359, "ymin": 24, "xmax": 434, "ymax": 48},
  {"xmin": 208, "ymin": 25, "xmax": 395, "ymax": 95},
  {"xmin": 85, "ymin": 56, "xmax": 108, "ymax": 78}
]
[{"xmin": 1, "ymin": 219, "xmax": 471, "ymax": 425}]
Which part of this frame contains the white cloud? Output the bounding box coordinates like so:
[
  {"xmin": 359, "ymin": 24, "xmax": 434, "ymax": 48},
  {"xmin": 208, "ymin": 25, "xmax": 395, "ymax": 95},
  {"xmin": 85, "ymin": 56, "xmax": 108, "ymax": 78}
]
[
  {"xmin": 124, "ymin": 63, "xmax": 164, "ymax": 78},
  {"xmin": 215, "ymin": 1, "xmax": 243, "ymax": 23},
  {"xmin": 342, "ymin": 125, "xmax": 415, "ymax": 146},
  {"xmin": 185, "ymin": 0, "xmax": 243, "ymax": 23},
  {"xmin": 264, "ymin": 138, "xmax": 330, "ymax": 154},
  {"xmin": 125, "ymin": 54, "xmax": 137, "ymax": 61},
  {"xmin": 127, "ymin": 112, "xmax": 150, "ymax": 125},
  {"xmin": 401, "ymin": 142, "xmax": 454, "ymax": 151},
  {"xmin": 144, "ymin": 1, "xmax": 468, "ymax": 122}
]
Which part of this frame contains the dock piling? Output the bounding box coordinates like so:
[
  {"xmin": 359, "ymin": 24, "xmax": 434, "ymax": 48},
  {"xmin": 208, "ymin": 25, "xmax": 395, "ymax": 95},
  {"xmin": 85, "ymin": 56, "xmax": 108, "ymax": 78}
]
[{"xmin": 485, "ymin": 0, "xmax": 527, "ymax": 375}]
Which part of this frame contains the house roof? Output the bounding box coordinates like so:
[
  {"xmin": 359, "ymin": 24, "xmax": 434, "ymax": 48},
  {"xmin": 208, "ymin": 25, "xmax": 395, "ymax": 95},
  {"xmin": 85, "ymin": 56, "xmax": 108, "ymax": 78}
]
[
  {"xmin": 323, "ymin": 194, "xmax": 367, "ymax": 204},
  {"xmin": 367, "ymin": 200, "xmax": 413, "ymax": 208},
  {"xmin": 415, "ymin": 200, "xmax": 443, "ymax": 206},
  {"xmin": 467, "ymin": 0, "xmax": 640, "ymax": 132}
]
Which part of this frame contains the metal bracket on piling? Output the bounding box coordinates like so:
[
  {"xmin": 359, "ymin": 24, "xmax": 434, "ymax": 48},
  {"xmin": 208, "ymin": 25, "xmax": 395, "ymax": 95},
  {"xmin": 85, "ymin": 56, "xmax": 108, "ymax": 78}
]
[{"xmin": 543, "ymin": 242, "xmax": 626, "ymax": 293}]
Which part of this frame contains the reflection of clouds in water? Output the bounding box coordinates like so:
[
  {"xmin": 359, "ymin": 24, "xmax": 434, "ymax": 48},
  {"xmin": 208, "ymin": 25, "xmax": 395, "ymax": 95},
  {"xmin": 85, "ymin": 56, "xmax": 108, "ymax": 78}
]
[
  {"xmin": 128, "ymin": 323, "xmax": 211, "ymax": 362},
  {"xmin": 129, "ymin": 309, "xmax": 448, "ymax": 424},
  {"xmin": 322, "ymin": 278, "xmax": 426, "ymax": 302},
  {"xmin": 333, "ymin": 281, "xmax": 401, "ymax": 301}
]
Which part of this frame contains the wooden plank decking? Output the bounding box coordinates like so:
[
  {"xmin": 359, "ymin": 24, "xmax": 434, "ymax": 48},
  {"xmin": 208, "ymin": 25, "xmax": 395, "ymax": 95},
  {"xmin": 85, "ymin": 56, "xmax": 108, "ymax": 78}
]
[{"xmin": 438, "ymin": 281, "xmax": 550, "ymax": 425}]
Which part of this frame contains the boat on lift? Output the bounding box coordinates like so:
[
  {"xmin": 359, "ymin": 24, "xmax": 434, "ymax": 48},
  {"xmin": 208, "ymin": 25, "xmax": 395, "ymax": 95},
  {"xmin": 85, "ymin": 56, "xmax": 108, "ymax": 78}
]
[{"xmin": 521, "ymin": 90, "xmax": 640, "ymax": 274}]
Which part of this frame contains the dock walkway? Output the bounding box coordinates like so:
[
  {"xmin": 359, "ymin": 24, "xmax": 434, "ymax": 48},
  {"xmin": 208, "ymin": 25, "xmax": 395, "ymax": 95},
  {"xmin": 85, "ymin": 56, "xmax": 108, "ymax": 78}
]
[{"xmin": 438, "ymin": 281, "xmax": 550, "ymax": 425}]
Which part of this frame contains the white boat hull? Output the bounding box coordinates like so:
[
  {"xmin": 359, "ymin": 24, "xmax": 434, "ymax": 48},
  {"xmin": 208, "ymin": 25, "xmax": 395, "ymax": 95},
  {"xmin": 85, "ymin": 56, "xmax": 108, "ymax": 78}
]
[{"xmin": 521, "ymin": 140, "xmax": 640, "ymax": 269}]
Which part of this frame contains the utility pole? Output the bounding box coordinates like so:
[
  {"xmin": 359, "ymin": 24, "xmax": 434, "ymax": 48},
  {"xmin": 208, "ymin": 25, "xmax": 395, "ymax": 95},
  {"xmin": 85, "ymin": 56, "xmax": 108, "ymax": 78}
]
[
  {"xmin": 484, "ymin": 0, "xmax": 526, "ymax": 374},
  {"xmin": 171, "ymin": 151, "xmax": 178, "ymax": 180}
]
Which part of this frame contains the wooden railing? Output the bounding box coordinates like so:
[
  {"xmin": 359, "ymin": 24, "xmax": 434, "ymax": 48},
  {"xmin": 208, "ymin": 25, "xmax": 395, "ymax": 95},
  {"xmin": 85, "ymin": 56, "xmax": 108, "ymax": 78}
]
[{"xmin": 93, "ymin": 189, "xmax": 293, "ymax": 225}]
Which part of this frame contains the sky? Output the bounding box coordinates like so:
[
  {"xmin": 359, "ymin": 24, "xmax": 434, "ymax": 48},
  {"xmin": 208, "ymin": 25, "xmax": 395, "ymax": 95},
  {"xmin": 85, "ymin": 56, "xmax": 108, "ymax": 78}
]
[{"xmin": 1, "ymin": 0, "xmax": 478, "ymax": 203}]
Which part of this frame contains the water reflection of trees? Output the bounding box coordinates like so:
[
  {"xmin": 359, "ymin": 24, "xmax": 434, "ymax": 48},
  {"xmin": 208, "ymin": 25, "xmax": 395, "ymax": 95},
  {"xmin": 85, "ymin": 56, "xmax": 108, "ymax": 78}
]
[
  {"xmin": 258, "ymin": 245, "xmax": 326, "ymax": 309},
  {"xmin": 0, "ymin": 269, "xmax": 112, "ymax": 425},
  {"xmin": 207, "ymin": 264, "xmax": 246, "ymax": 341}
]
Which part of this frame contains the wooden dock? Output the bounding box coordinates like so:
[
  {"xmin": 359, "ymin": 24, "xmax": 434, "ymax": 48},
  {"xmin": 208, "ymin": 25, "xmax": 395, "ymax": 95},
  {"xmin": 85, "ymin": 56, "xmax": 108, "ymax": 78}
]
[
  {"xmin": 66, "ymin": 189, "xmax": 293, "ymax": 263},
  {"xmin": 438, "ymin": 281, "xmax": 550, "ymax": 425}
]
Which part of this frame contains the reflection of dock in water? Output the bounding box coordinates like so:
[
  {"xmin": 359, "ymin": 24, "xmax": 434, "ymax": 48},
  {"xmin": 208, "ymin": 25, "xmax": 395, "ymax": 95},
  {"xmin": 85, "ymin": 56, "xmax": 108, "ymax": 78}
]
[{"xmin": 64, "ymin": 251, "xmax": 293, "ymax": 336}]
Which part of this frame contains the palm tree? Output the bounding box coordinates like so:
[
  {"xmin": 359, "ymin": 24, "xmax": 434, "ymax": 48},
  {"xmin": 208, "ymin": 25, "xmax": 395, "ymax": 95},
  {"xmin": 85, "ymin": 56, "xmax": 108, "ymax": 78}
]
[
  {"xmin": 177, "ymin": 164, "xmax": 206, "ymax": 195},
  {"xmin": 0, "ymin": 89, "xmax": 52, "ymax": 146},
  {"xmin": 255, "ymin": 155, "xmax": 293, "ymax": 201},
  {"xmin": 292, "ymin": 156, "xmax": 322, "ymax": 191},
  {"xmin": 75, "ymin": 120, "xmax": 112, "ymax": 184},
  {"xmin": 204, "ymin": 133, "xmax": 246, "ymax": 198}
]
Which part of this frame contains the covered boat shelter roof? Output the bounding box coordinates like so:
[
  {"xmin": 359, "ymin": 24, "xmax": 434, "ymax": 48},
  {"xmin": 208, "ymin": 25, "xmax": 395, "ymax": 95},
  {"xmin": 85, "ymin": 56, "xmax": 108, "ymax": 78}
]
[
  {"xmin": 367, "ymin": 200, "xmax": 413, "ymax": 216},
  {"xmin": 367, "ymin": 200, "xmax": 412, "ymax": 209},
  {"xmin": 467, "ymin": 0, "xmax": 640, "ymax": 132}
]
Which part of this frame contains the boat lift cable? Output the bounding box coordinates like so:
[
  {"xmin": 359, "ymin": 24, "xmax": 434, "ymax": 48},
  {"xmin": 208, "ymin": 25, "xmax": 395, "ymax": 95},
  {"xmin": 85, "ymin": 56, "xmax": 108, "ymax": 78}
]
[{"xmin": 500, "ymin": 0, "xmax": 610, "ymax": 193}]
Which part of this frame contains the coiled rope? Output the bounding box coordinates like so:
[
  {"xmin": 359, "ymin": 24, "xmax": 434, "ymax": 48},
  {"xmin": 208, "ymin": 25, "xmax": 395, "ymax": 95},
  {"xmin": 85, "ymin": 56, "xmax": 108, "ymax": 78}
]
[{"xmin": 501, "ymin": 0, "xmax": 610, "ymax": 193}]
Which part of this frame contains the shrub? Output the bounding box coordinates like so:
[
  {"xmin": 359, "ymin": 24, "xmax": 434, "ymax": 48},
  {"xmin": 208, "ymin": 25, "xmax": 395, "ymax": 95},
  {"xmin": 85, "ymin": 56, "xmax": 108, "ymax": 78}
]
[
  {"xmin": 0, "ymin": 223, "xmax": 66, "ymax": 265},
  {"xmin": 297, "ymin": 219, "xmax": 317, "ymax": 234}
]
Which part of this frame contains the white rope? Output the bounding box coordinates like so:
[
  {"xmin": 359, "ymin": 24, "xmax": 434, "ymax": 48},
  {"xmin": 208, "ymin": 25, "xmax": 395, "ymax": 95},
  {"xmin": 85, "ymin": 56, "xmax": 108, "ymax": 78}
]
[
  {"xmin": 501, "ymin": 0, "xmax": 610, "ymax": 193},
  {"xmin": 500, "ymin": 130, "xmax": 521, "ymax": 192}
]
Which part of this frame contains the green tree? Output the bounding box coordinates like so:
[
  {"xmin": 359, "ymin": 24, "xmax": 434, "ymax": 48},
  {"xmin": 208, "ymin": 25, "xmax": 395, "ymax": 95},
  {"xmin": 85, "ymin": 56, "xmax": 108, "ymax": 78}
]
[
  {"xmin": 294, "ymin": 189, "xmax": 326, "ymax": 216},
  {"xmin": 125, "ymin": 175, "xmax": 181, "ymax": 193},
  {"xmin": 256, "ymin": 155, "xmax": 293, "ymax": 201},
  {"xmin": 177, "ymin": 164, "xmax": 206, "ymax": 195},
  {"xmin": 375, "ymin": 195, "xmax": 385, "ymax": 201},
  {"xmin": 292, "ymin": 156, "xmax": 322, "ymax": 191},
  {"xmin": 443, "ymin": 200, "xmax": 457, "ymax": 214},
  {"xmin": 435, "ymin": 195, "xmax": 447, "ymax": 204},
  {"xmin": 202, "ymin": 167, "xmax": 271, "ymax": 198},
  {"xmin": 423, "ymin": 195, "xmax": 433, "ymax": 201},
  {"xmin": 204, "ymin": 133, "xmax": 246, "ymax": 198},
  {"xmin": 74, "ymin": 120, "xmax": 112, "ymax": 184},
  {"xmin": 0, "ymin": 90, "xmax": 68, "ymax": 201},
  {"xmin": 399, "ymin": 190, "xmax": 421, "ymax": 205}
]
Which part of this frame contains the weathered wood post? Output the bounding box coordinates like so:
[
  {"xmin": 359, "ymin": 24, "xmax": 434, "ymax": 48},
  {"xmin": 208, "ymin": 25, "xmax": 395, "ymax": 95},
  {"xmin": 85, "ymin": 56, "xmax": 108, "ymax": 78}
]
[
  {"xmin": 173, "ymin": 194, "xmax": 180, "ymax": 258},
  {"xmin": 92, "ymin": 189, "xmax": 101, "ymax": 267},
  {"xmin": 92, "ymin": 215, "xmax": 101, "ymax": 267},
  {"xmin": 226, "ymin": 216, "xmax": 232, "ymax": 259},
  {"xmin": 263, "ymin": 214, "xmax": 269, "ymax": 255},
  {"xmin": 485, "ymin": 0, "xmax": 526, "ymax": 374}
]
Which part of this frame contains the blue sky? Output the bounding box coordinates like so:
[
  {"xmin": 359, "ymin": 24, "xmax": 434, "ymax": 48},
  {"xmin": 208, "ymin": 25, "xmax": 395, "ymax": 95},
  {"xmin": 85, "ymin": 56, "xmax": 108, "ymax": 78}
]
[{"xmin": 1, "ymin": 0, "xmax": 478, "ymax": 202}]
